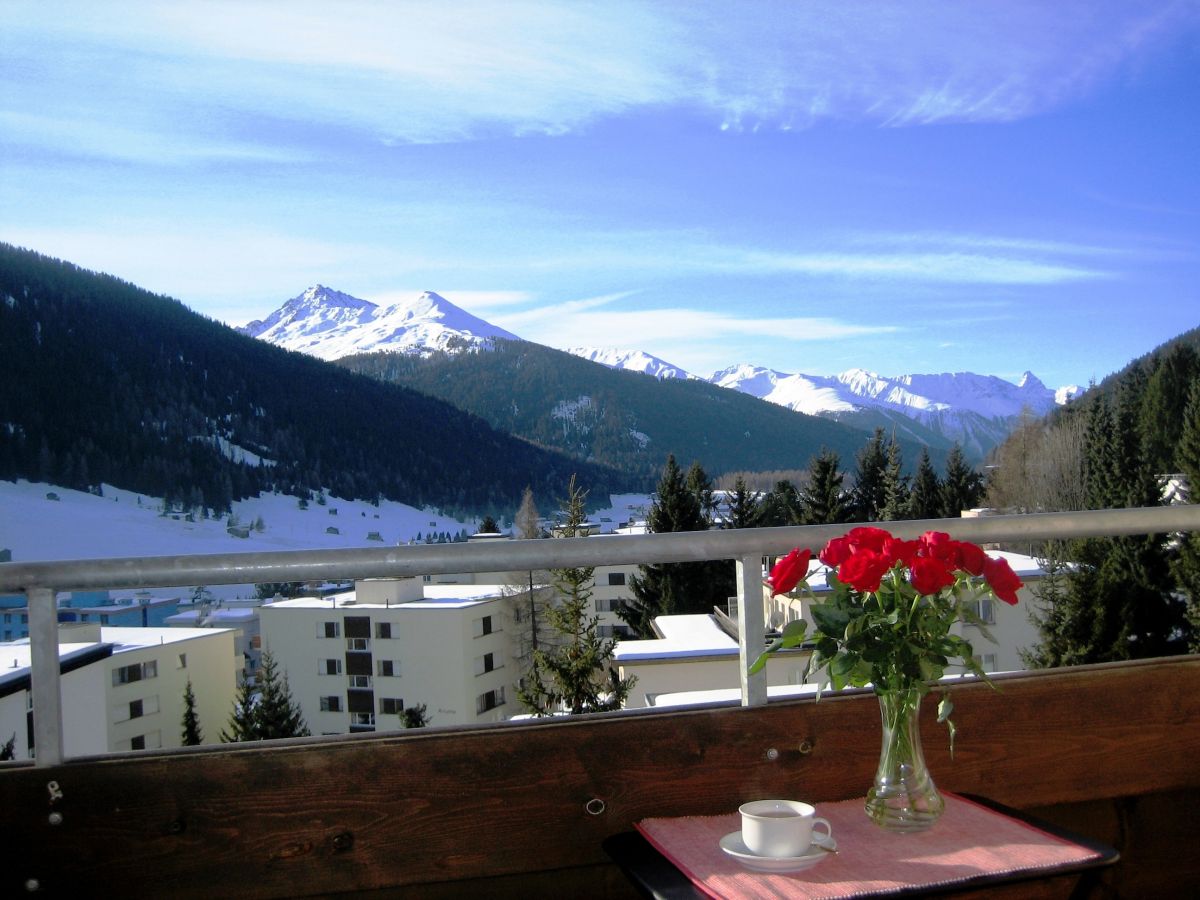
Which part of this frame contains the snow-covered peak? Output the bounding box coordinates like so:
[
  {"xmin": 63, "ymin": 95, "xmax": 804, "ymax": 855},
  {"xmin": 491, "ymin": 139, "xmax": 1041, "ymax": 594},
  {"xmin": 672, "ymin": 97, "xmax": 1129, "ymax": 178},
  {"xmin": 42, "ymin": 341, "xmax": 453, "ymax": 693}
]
[
  {"xmin": 1017, "ymin": 370, "xmax": 1046, "ymax": 391},
  {"xmin": 1055, "ymin": 384, "xmax": 1083, "ymax": 405},
  {"xmin": 239, "ymin": 287, "xmax": 521, "ymax": 361},
  {"xmin": 567, "ymin": 347, "xmax": 693, "ymax": 380}
]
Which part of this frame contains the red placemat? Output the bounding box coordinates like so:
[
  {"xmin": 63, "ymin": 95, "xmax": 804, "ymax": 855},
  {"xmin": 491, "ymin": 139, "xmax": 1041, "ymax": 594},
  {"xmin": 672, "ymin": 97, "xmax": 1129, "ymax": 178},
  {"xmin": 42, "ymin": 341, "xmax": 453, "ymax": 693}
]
[{"xmin": 635, "ymin": 793, "xmax": 1104, "ymax": 899}]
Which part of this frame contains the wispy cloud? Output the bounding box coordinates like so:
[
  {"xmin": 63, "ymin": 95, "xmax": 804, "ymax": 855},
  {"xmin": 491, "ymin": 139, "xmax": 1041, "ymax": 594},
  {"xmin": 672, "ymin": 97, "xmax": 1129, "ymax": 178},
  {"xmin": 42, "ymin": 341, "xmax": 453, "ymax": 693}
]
[{"xmin": 6, "ymin": 1, "xmax": 1196, "ymax": 157}]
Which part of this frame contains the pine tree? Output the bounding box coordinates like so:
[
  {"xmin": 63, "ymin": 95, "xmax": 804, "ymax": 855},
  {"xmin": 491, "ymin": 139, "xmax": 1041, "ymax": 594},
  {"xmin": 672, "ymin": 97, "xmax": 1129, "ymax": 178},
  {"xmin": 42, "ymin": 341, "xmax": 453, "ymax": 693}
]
[
  {"xmin": 725, "ymin": 476, "xmax": 760, "ymax": 529},
  {"xmin": 878, "ymin": 438, "xmax": 910, "ymax": 522},
  {"xmin": 254, "ymin": 651, "xmax": 311, "ymax": 739},
  {"xmin": 478, "ymin": 515, "xmax": 500, "ymax": 534},
  {"xmin": 510, "ymin": 486, "xmax": 554, "ymax": 665},
  {"xmin": 220, "ymin": 675, "xmax": 259, "ymax": 742},
  {"xmin": 181, "ymin": 679, "xmax": 203, "ymax": 746},
  {"xmin": 518, "ymin": 476, "xmax": 635, "ymax": 715},
  {"xmin": 1029, "ymin": 383, "xmax": 1190, "ymax": 664},
  {"xmin": 620, "ymin": 456, "xmax": 702, "ymax": 636},
  {"xmin": 851, "ymin": 428, "xmax": 888, "ymax": 521},
  {"xmin": 908, "ymin": 448, "xmax": 942, "ymax": 519},
  {"xmin": 0, "ymin": 733, "xmax": 15, "ymax": 761},
  {"xmin": 940, "ymin": 444, "xmax": 983, "ymax": 517},
  {"xmin": 755, "ymin": 479, "xmax": 803, "ymax": 527},
  {"xmin": 220, "ymin": 650, "xmax": 310, "ymax": 741},
  {"xmin": 798, "ymin": 449, "xmax": 849, "ymax": 525}
]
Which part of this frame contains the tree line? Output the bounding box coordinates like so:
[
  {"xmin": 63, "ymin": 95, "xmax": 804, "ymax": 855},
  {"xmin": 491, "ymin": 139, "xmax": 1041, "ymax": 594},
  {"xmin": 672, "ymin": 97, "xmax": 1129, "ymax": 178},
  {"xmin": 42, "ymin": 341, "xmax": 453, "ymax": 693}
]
[{"xmin": 985, "ymin": 341, "xmax": 1200, "ymax": 664}]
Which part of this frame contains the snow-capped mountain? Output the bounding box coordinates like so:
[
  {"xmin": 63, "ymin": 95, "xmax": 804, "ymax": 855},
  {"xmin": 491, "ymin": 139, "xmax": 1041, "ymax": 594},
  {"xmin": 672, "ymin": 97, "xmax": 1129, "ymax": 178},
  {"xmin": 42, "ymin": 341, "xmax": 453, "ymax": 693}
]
[
  {"xmin": 566, "ymin": 347, "xmax": 694, "ymax": 380},
  {"xmin": 238, "ymin": 285, "xmax": 1076, "ymax": 459},
  {"xmin": 709, "ymin": 364, "xmax": 1070, "ymax": 457},
  {"xmin": 238, "ymin": 286, "xmax": 520, "ymax": 360}
]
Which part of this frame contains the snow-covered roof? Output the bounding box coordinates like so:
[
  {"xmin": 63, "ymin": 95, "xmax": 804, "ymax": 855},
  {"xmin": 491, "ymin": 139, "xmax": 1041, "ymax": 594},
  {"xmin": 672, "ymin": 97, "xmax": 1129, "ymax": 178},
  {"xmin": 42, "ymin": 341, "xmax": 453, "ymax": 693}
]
[
  {"xmin": 612, "ymin": 614, "xmax": 738, "ymax": 662},
  {"xmin": 263, "ymin": 583, "xmax": 508, "ymax": 611}
]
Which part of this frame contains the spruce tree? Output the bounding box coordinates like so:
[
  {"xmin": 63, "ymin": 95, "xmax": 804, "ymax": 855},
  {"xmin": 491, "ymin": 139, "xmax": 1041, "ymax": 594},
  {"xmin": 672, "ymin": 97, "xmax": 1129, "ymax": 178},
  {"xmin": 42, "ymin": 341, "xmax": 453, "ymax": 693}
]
[
  {"xmin": 725, "ymin": 476, "xmax": 761, "ymax": 529},
  {"xmin": 798, "ymin": 449, "xmax": 849, "ymax": 525},
  {"xmin": 755, "ymin": 479, "xmax": 803, "ymax": 527},
  {"xmin": 254, "ymin": 651, "xmax": 311, "ymax": 739},
  {"xmin": 518, "ymin": 476, "xmax": 635, "ymax": 715},
  {"xmin": 878, "ymin": 438, "xmax": 910, "ymax": 521},
  {"xmin": 620, "ymin": 455, "xmax": 715, "ymax": 637},
  {"xmin": 940, "ymin": 444, "xmax": 983, "ymax": 517},
  {"xmin": 220, "ymin": 675, "xmax": 259, "ymax": 742},
  {"xmin": 181, "ymin": 679, "xmax": 203, "ymax": 746},
  {"xmin": 908, "ymin": 448, "xmax": 942, "ymax": 519},
  {"xmin": 220, "ymin": 650, "xmax": 310, "ymax": 741},
  {"xmin": 851, "ymin": 428, "xmax": 889, "ymax": 521}
]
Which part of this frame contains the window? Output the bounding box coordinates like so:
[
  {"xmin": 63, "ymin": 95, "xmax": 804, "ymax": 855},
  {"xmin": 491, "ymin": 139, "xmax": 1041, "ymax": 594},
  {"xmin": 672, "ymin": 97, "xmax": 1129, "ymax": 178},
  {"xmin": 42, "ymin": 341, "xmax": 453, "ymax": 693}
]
[
  {"xmin": 319, "ymin": 659, "xmax": 343, "ymax": 676},
  {"xmin": 350, "ymin": 712, "xmax": 375, "ymax": 727},
  {"xmin": 472, "ymin": 615, "xmax": 495, "ymax": 637},
  {"xmin": 965, "ymin": 598, "xmax": 996, "ymax": 625},
  {"xmin": 607, "ymin": 572, "xmax": 626, "ymax": 586},
  {"xmin": 377, "ymin": 659, "xmax": 398, "ymax": 677},
  {"xmin": 130, "ymin": 735, "xmax": 145, "ymax": 751},
  {"xmin": 379, "ymin": 698, "xmax": 404, "ymax": 715},
  {"xmin": 318, "ymin": 621, "xmax": 341, "ymax": 638},
  {"xmin": 112, "ymin": 660, "xmax": 157, "ymax": 686},
  {"xmin": 250, "ymin": 635, "xmax": 262, "ymax": 649},
  {"xmin": 375, "ymin": 622, "xmax": 393, "ymax": 639},
  {"xmin": 980, "ymin": 653, "xmax": 997, "ymax": 672},
  {"xmin": 320, "ymin": 696, "xmax": 342, "ymax": 712},
  {"xmin": 476, "ymin": 686, "xmax": 506, "ymax": 714},
  {"xmin": 346, "ymin": 637, "xmax": 369, "ymax": 651},
  {"xmin": 474, "ymin": 652, "xmax": 498, "ymax": 676},
  {"xmin": 177, "ymin": 653, "xmax": 187, "ymax": 669},
  {"xmin": 349, "ymin": 674, "xmax": 372, "ymax": 689},
  {"xmin": 129, "ymin": 699, "xmax": 144, "ymax": 720},
  {"xmin": 595, "ymin": 597, "xmax": 618, "ymax": 613}
]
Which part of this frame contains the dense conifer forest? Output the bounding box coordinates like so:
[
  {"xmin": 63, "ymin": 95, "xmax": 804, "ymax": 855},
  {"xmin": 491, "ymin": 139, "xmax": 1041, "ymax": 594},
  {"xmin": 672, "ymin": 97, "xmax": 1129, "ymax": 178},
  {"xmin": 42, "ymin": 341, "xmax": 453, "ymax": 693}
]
[
  {"xmin": 338, "ymin": 340, "xmax": 940, "ymax": 482},
  {"xmin": 0, "ymin": 243, "xmax": 632, "ymax": 517}
]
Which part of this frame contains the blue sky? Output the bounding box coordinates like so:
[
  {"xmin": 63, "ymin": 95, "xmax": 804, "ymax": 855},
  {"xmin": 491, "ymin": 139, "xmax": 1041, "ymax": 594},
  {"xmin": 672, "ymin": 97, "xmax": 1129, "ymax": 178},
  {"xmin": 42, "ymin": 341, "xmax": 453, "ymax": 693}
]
[{"xmin": 2, "ymin": 1, "xmax": 1198, "ymax": 389}]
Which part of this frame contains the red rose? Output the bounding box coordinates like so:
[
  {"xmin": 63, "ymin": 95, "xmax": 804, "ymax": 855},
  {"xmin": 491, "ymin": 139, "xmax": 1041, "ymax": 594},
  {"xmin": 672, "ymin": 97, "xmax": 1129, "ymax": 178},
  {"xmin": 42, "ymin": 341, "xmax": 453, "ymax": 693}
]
[
  {"xmin": 883, "ymin": 537, "xmax": 920, "ymax": 568},
  {"xmin": 846, "ymin": 526, "xmax": 892, "ymax": 553},
  {"xmin": 820, "ymin": 536, "xmax": 852, "ymax": 567},
  {"xmin": 838, "ymin": 549, "xmax": 891, "ymax": 593},
  {"xmin": 918, "ymin": 531, "xmax": 955, "ymax": 561},
  {"xmin": 955, "ymin": 541, "xmax": 987, "ymax": 577},
  {"xmin": 983, "ymin": 555, "xmax": 1023, "ymax": 605},
  {"xmin": 910, "ymin": 556, "xmax": 957, "ymax": 595},
  {"xmin": 765, "ymin": 548, "xmax": 812, "ymax": 597}
]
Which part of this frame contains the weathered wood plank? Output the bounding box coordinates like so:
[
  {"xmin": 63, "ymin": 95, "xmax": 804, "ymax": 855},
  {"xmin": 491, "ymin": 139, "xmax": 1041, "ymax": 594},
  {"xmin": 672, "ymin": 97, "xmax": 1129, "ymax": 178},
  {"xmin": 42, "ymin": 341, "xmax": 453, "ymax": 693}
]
[{"xmin": 2, "ymin": 657, "xmax": 1197, "ymax": 898}]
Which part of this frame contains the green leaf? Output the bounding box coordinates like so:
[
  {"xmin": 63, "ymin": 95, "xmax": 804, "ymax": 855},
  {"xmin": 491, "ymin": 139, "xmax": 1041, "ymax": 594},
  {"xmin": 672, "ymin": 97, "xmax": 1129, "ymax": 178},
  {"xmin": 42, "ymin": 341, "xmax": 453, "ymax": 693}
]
[
  {"xmin": 779, "ymin": 618, "xmax": 808, "ymax": 647},
  {"xmin": 937, "ymin": 694, "xmax": 954, "ymax": 723},
  {"xmin": 811, "ymin": 604, "xmax": 851, "ymax": 637}
]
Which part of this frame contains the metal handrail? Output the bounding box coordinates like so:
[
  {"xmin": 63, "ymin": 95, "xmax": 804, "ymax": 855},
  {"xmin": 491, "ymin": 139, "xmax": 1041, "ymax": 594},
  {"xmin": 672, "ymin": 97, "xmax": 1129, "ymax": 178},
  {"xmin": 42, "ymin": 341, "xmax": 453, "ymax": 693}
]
[{"xmin": 6, "ymin": 505, "xmax": 1199, "ymax": 767}]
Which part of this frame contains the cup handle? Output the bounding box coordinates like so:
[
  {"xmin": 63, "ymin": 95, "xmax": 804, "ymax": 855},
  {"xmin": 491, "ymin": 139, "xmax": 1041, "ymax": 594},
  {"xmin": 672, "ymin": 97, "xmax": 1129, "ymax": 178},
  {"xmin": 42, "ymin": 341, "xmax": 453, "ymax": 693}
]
[{"xmin": 812, "ymin": 816, "xmax": 833, "ymax": 843}]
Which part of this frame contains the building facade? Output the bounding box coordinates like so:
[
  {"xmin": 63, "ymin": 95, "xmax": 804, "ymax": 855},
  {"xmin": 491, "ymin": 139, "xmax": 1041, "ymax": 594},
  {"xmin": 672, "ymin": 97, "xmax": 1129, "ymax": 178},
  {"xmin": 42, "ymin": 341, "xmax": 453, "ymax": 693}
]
[{"xmin": 0, "ymin": 624, "xmax": 238, "ymax": 760}]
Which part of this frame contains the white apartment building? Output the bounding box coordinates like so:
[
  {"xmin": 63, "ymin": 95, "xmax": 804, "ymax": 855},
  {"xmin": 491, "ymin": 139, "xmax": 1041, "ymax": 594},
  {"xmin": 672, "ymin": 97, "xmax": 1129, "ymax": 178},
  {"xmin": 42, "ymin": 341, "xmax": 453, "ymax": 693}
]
[
  {"xmin": 0, "ymin": 624, "xmax": 239, "ymax": 760},
  {"xmin": 259, "ymin": 578, "xmax": 513, "ymax": 734}
]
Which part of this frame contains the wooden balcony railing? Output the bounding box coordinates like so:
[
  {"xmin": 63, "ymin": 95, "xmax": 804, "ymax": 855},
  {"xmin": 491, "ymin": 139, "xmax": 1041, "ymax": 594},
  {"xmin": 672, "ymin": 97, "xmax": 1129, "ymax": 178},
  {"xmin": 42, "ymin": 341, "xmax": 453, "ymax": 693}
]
[{"xmin": 3, "ymin": 506, "xmax": 1200, "ymax": 897}]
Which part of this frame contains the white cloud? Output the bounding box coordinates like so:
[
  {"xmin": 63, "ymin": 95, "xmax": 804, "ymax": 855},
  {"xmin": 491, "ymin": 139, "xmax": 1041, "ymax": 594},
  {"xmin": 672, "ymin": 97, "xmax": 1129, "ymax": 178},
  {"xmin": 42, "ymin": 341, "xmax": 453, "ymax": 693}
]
[{"xmin": 7, "ymin": 1, "xmax": 1195, "ymax": 152}]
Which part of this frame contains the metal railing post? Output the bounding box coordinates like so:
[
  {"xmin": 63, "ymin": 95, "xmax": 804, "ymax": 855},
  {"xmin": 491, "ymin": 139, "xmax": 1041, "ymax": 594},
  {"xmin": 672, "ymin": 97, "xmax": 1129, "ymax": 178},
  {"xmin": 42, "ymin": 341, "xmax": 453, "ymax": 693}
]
[
  {"xmin": 27, "ymin": 588, "xmax": 64, "ymax": 767},
  {"xmin": 737, "ymin": 554, "xmax": 767, "ymax": 707}
]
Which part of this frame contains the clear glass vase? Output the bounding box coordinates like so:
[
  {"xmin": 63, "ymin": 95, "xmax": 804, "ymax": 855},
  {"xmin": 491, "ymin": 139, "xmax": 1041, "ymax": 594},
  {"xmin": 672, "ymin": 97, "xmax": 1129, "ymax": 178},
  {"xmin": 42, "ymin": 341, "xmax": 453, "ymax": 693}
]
[{"xmin": 865, "ymin": 687, "xmax": 945, "ymax": 832}]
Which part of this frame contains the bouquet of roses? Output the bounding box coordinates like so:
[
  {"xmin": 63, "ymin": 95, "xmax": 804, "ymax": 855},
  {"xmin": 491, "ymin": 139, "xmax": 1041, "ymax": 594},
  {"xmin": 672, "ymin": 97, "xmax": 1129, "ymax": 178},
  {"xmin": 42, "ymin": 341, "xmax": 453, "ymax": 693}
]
[{"xmin": 750, "ymin": 526, "xmax": 1023, "ymax": 744}]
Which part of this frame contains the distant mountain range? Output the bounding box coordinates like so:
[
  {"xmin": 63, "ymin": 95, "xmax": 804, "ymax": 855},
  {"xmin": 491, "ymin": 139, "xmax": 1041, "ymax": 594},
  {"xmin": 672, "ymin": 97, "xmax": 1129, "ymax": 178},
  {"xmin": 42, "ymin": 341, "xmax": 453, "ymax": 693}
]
[{"xmin": 242, "ymin": 286, "xmax": 1081, "ymax": 459}]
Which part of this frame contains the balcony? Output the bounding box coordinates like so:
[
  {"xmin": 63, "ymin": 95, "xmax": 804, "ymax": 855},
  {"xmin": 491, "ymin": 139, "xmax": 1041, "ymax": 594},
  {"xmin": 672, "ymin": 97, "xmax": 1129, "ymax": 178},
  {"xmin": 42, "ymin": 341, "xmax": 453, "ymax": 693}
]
[{"xmin": 2, "ymin": 507, "xmax": 1199, "ymax": 897}]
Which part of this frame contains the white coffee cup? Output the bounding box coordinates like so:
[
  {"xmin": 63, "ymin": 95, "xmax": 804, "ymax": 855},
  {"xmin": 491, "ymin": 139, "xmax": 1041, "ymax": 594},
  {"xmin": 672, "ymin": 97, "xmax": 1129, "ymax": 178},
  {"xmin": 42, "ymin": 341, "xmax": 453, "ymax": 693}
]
[{"xmin": 739, "ymin": 799, "xmax": 833, "ymax": 858}]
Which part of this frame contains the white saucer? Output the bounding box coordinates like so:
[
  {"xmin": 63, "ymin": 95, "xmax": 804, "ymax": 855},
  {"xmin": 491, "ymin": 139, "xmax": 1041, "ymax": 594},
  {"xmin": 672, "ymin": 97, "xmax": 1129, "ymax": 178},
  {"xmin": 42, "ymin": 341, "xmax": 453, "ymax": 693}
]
[{"xmin": 719, "ymin": 831, "xmax": 837, "ymax": 873}]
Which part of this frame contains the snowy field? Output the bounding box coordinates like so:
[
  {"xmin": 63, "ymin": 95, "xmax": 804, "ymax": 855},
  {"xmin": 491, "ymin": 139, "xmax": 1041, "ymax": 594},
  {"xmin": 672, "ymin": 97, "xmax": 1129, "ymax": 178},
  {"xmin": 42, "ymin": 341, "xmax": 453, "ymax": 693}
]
[{"xmin": 0, "ymin": 480, "xmax": 651, "ymax": 598}]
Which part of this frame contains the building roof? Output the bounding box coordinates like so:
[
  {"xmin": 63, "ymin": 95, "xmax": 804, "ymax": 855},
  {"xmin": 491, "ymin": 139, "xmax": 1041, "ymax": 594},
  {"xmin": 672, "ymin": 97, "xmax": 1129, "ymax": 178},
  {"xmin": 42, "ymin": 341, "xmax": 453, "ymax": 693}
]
[
  {"xmin": 612, "ymin": 614, "xmax": 738, "ymax": 662},
  {"xmin": 263, "ymin": 583, "xmax": 509, "ymax": 612}
]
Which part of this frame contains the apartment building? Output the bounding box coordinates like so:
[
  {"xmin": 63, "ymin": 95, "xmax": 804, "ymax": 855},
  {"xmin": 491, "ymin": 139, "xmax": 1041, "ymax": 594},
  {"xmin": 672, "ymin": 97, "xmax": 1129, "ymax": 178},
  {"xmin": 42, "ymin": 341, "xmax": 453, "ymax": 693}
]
[
  {"xmin": 0, "ymin": 624, "xmax": 239, "ymax": 760},
  {"xmin": 259, "ymin": 578, "xmax": 513, "ymax": 734}
]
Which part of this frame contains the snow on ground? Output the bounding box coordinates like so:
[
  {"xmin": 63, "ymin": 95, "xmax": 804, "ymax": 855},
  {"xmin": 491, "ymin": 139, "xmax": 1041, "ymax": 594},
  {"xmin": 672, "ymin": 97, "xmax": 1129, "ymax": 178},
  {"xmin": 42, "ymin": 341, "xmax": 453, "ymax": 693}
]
[{"xmin": 0, "ymin": 481, "xmax": 652, "ymax": 597}]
